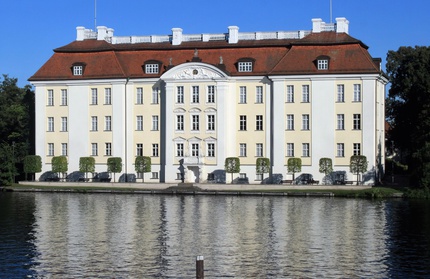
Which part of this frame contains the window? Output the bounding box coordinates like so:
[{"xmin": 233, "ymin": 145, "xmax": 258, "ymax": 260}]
[
  {"xmin": 152, "ymin": 87, "xmax": 159, "ymax": 104},
  {"xmin": 176, "ymin": 143, "xmax": 184, "ymax": 157},
  {"xmin": 337, "ymin": 85, "xmax": 344, "ymax": 102},
  {"xmin": 152, "ymin": 144, "xmax": 159, "ymax": 157},
  {"xmin": 302, "ymin": 85, "xmax": 309, "ymax": 103},
  {"xmin": 192, "ymin": 115, "xmax": 199, "ymax": 131},
  {"xmin": 337, "ymin": 143, "xmax": 344, "ymax": 157},
  {"xmin": 48, "ymin": 117, "xmax": 54, "ymax": 132},
  {"xmin": 61, "ymin": 117, "xmax": 68, "ymax": 132},
  {"xmin": 302, "ymin": 114, "xmax": 309, "ymax": 130},
  {"xmin": 105, "ymin": 116, "xmax": 112, "ymax": 131},
  {"xmin": 104, "ymin": 88, "xmax": 112, "ymax": 105},
  {"xmin": 136, "ymin": 88, "xmax": 143, "ymax": 104},
  {"xmin": 239, "ymin": 115, "xmax": 247, "ymax": 131},
  {"xmin": 91, "ymin": 116, "xmax": 98, "ymax": 131},
  {"xmin": 48, "ymin": 143, "xmax": 54, "ymax": 156},
  {"xmin": 353, "ymin": 143, "xmax": 361, "ymax": 155},
  {"xmin": 61, "ymin": 89, "xmax": 68, "ymax": 106},
  {"xmin": 256, "ymin": 115, "xmax": 263, "ymax": 131},
  {"xmin": 207, "ymin": 86, "xmax": 215, "ymax": 103},
  {"xmin": 238, "ymin": 61, "xmax": 252, "ymax": 72},
  {"xmin": 207, "ymin": 143, "xmax": 215, "ymax": 157},
  {"xmin": 256, "ymin": 174, "xmax": 263, "ymax": 181},
  {"xmin": 136, "ymin": 116, "xmax": 143, "ymax": 131},
  {"xmin": 207, "ymin": 115, "xmax": 215, "ymax": 131},
  {"xmin": 239, "ymin": 86, "xmax": 247, "ymax": 103},
  {"xmin": 73, "ymin": 65, "xmax": 83, "ymax": 75},
  {"xmin": 353, "ymin": 114, "xmax": 361, "ymax": 130},
  {"xmin": 256, "ymin": 143, "xmax": 263, "ymax": 157},
  {"xmin": 302, "ymin": 143, "xmax": 310, "ymax": 157},
  {"xmin": 239, "ymin": 143, "xmax": 247, "ymax": 157},
  {"xmin": 192, "ymin": 86, "xmax": 199, "ymax": 103},
  {"xmin": 191, "ymin": 143, "xmax": 199, "ymax": 156},
  {"xmin": 61, "ymin": 143, "xmax": 68, "ymax": 156},
  {"xmin": 337, "ymin": 114, "xmax": 344, "ymax": 130},
  {"xmin": 145, "ymin": 64, "xmax": 159, "ymax": 74},
  {"xmin": 151, "ymin": 172, "xmax": 159, "ymax": 179},
  {"xmin": 136, "ymin": 143, "xmax": 143, "ymax": 156},
  {"xmin": 92, "ymin": 143, "xmax": 98, "ymax": 156},
  {"xmin": 47, "ymin": 90, "xmax": 54, "ymax": 106},
  {"xmin": 286, "ymin": 114, "xmax": 294, "ymax": 130},
  {"xmin": 353, "ymin": 84, "xmax": 361, "ymax": 102},
  {"xmin": 176, "ymin": 115, "xmax": 184, "ymax": 131},
  {"xmin": 317, "ymin": 59, "xmax": 328, "ymax": 70},
  {"xmin": 91, "ymin": 88, "xmax": 98, "ymax": 105},
  {"xmin": 256, "ymin": 86, "xmax": 263, "ymax": 103},
  {"xmin": 177, "ymin": 86, "xmax": 184, "ymax": 103},
  {"xmin": 286, "ymin": 85, "xmax": 294, "ymax": 103},
  {"xmin": 105, "ymin": 143, "xmax": 112, "ymax": 156},
  {"xmin": 287, "ymin": 143, "xmax": 294, "ymax": 157},
  {"xmin": 152, "ymin": 116, "xmax": 159, "ymax": 131}
]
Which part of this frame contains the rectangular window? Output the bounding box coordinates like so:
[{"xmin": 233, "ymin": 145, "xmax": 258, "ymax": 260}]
[
  {"xmin": 353, "ymin": 114, "xmax": 361, "ymax": 130},
  {"xmin": 302, "ymin": 143, "xmax": 310, "ymax": 157},
  {"xmin": 353, "ymin": 143, "xmax": 361, "ymax": 155},
  {"xmin": 256, "ymin": 86, "xmax": 263, "ymax": 103},
  {"xmin": 192, "ymin": 86, "xmax": 199, "ymax": 103},
  {"xmin": 337, "ymin": 143, "xmax": 344, "ymax": 157},
  {"xmin": 47, "ymin": 90, "xmax": 54, "ymax": 106},
  {"xmin": 191, "ymin": 143, "xmax": 199, "ymax": 156},
  {"xmin": 177, "ymin": 86, "xmax": 184, "ymax": 103},
  {"xmin": 286, "ymin": 85, "xmax": 294, "ymax": 103},
  {"xmin": 287, "ymin": 143, "xmax": 294, "ymax": 157},
  {"xmin": 192, "ymin": 115, "xmax": 199, "ymax": 131},
  {"xmin": 136, "ymin": 88, "xmax": 143, "ymax": 104},
  {"xmin": 286, "ymin": 114, "xmax": 294, "ymax": 130},
  {"xmin": 354, "ymin": 84, "xmax": 361, "ymax": 102},
  {"xmin": 61, "ymin": 89, "xmax": 68, "ymax": 106},
  {"xmin": 136, "ymin": 116, "xmax": 143, "ymax": 131},
  {"xmin": 91, "ymin": 143, "xmax": 98, "ymax": 156},
  {"xmin": 91, "ymin": 88, "xmax": 98, "ymax": 105},
  {"xmin": 318, "ymin": 59, "xmax": 328, "ymax": 70},
  {"xmin": 48, "ymin": 117, "xmax": 54, "ymax": 132},
  {"xmin": 48, "ymin": 143, "xmax": 54, "ymax": 156},
  {"xmin": 207, "ymin": 143, "xmax": 215, "ymax": 157},
  {"xmin": 151, "ymin": 172, "xmax": 159, "ymax": 179},
  {"xmin": 105, "ymin": 116, "xmax": 112, "ymax": 131},
  {"xmin": 152, "ymin": 144, "xmax": 159, "ymax": 157},
  {"xmin": 256, "ymin": 143, "xmax": 263, "ymax": 157},
  {"xmin": 207, "ymin": 115, "xmax": 215, "ymax": 131},
  {"xmin": 104, "ymin": 88, "xmax": 112, "ymax": 105},
  {"xmin": 337, "ymin": 85, "xmax": 344, "ymax": 102},
  {"xmin": 239, "ymin": 143, "xmax": 247, "ymax": 157},
  {"xmin": 176, "ymin": 115, "xmax": 184, "ymax": 131},
  {"xmin": 61, "ymin": 143, "xmax": 68, "ymax": 156},
  {"xmin": 238, "ymin": 61, "xmax": 252, "ymax": 72},
  {"xmin": 302, "ymin": 114, "xmax": 309, "ymax": 130},
  {"xmin": 176, "ymin": 143, "xmax": 184, "ymax": 157},
  {"xmin": 302, "ymin": 85, "xmax": 310, "ymax": 103},
  {"xmin": 207, "ymin": 86, "xmax": 215, "ymax": 103},
  {"xmin": 136, "ymin": 143, "xmax": 143, "ymax": 156},
  {"xmin": 73, "ymin": 65, "xmax": 83, "ymax": 75},
  {"xmin": 239, "ymin": 86, "xmax": 247, "ymax": 103},
  {"xmin": 145, "ymin": 64, "xmax": 159, "ymax": 74},
  {"xmin": 152, "ymin": 87, "xmax": 159, "ymax": 104},
  {"xmin": 91, "ymin": 116, "xmax": 98, "ymax": 131},
  {"xmin": 337, "ymin": 114, "xmax": 344, "ymax": 130},
  {"xmin": 256, "ymin": 115, "xmax": 263, "ymax": 131},
  {"xmin": 239, "ymin": 115, "xmax": 247, "ymax": 131},
  {"xmin": 61, "ymin": 117, "xmax": 68, "ymax": 132},
  {"xmin": 105, "ymin": 143, "xmax": 112, "ymax": 156},
  {"xmin": 152, "ymin": 116, "xmax": 159, "ymax": 131}
]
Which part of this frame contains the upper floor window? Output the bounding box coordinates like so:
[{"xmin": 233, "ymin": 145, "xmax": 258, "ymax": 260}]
[
  {"xmin": 192, "ymin": 86, "xmax": 199, "ymax": 103},
  {"xmin": 207, "ymin": 115, "xmax": 215, "ymax": 131},
  {"xmin": 47, "ymin": 90, "xmax": 54, "ymax": 106},
  {"xmin": 176, "ymin": 143, "xmax": 184, "ymax": 157},
  {"xmin": 353, "ymin": 114, "xmax": 361, "ymax": 130},
  {"xmin": 256, "ymin": 86, "xmax": 263, "ymax": 103},
  {"xmin": 256, "ymin": 115, "xmax": 263, "ymax": 131},
  {"xmin": 136, "ymin": 143, "xmax": 143, "ymax": 156},
  {"xmin": 302, "ymin": 143, "xmax": 310, "ymax": 157},
  {"xmin": 176, "ymin": 115, "xmax": 184, "ymax": 131},
  {"xmin": 105, "ymin": 116, "xmax": 112, "ymax": 131},
  {"xmin": 302, "ymin": 114, "xmax": 309, "ymax": 130},
  {"xmin": 337, "ymin": 143, "xmax": 345, "ymax": 157},
  {"xmin": 105, "ymin": 143, "xmax": 112, "ymax": 156},
  {"xmin": 91, "ymin": 88, "xmax": 98, "ymax": 105},
  {"xmin": 61, "ymin": 89, "xmax": 68, "ymax": 106},
  {"xmin": 104, "ymin": 88, "xmax": 112, "ymax": 105},
  {"xmin": 136, "ymin": 116, "xmax": 143, "ymax": 131},
  {"xmin": 192, "ymin": 115, "xmax": 199, "ymax": 131},
  {"xmin": 238, "ymin": 61, "xmax": 253, "ymax": 72},
  {"xmin": 337, "ymin": 114, "xmax": 345, "ymax": 130},
  {"xmin": 286, "ymin": 85, "xmax": 294, "ymax": 103},
  {"xmin": 286, "ymin": 143, "xmax": 294, "ymax": 157},
  {"xmin": 317, "ymin": 59, "xmax": 328, "ymax": 70},
  {"xmin": 256, "ymin": 143, "xmax": 263, "ymax": 157},
  {"xmin": 145, "ymin": 64, "xmax": 159, "ymax": 74},
  {"xmin": 207, "ymin": 85, "xmax": 215, "ymax": 103},
  {"xmin": 47, "ymin": 117, "xmax": 54, "ymax": 132},
  {"xmin": 239, "ymin": 143, "xmax": 247, "ymax": 157},
  {"xmin": 302, "ymin": 85, "xmax": 309, "ymax": 103},
  {"xmin": 152, "ymin": 87, "xmax": 159, "ymax": 104},
  {"xmin": 353, "ymin": 84, "xmax": 361, "ymax": 102},
  {"xmin": 286, "ymin": 114, "xmax": 294, "ymax": 130},
  {"xmin": 177, "ymin": 86, "xmax": 184, "ymax": 103},
  {"xmin": 207, "ymin": 143, "xmax": 215, "ymax": 157},
  {"xmin": 136, "ymin": 88, "xmax": 143, "ymax": 104},
  {"xmin": 152, "ymin": 144, "xmax": 159, "ymax": 157},
  {"xmin": 73, "ymin": 65, "xmax": 83, "ymax": 76},
  {"xmin": 62, "ymin": 143, "xmax": 68, "ymax": 156},
  {"xmin": 353, "ymin": 143, "xmax": 361, "ymax": 155},
  {"xmin": 61, "ymin": 117, "xmax": 68, "ymax": 132},
  {"xmin": 337, "ymin": 85, "xmax": 345, "ymax": 102},
  {"xmin": 239, "ymin": 86, "xmax": 247, "ymax": 103},
  {"xmin": 152, "ymin": 115, "xmax": 159, "ymax": 131},
  {"xmin": 239, "ymin": 115, "xmax": 247, "ymax": 131}
]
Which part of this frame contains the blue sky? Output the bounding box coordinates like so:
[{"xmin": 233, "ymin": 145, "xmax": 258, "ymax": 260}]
[{"xmin": 1, "ymin": 0, "xmax": 429, "ymax": 87}]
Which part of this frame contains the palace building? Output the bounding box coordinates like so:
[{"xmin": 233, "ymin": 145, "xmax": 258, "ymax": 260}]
[{"xmin": 30, "ymin": 17, "xmax": 387, "ymax": 184}]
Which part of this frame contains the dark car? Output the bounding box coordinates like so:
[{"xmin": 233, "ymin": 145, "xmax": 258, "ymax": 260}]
[
  {"xmin": 92, "ymin": 172, "xmax": 111, "ymax": 182},
  {"xmin": 119, "ymin": 173, "xmax": 136, "ymax": 183},
  {"xmin": 294, "ymin": 173, "xmax": 315, "ymax": 185},
  {"xmin": 39, "ymin": 171, "xmax": 60, "ymax": 182},
  {"xmin": 66, "ymin": 171, "xmax": 86, "ymax": 182}
]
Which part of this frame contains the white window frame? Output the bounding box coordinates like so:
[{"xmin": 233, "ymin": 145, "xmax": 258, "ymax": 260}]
[
  {"xmin": 151, "ymin": 172, "xmax": 159, "ymax": 179},
  {"xmin": 207, "ymin": 85, "xmax": 215, "ymax": 103},
  {"xmin": 353, "ymin": 114, "xmax": 361, "ymax": 130},
  {"xmin": 136, "ymin": 143, "xmax": 143, "ymax": 156},
  {"xmin": 192, "ymin": 86, "xmax": 199, "ymax": 103},
  {"xmin": 256, "ymin": 86, "xmax": 263, "ymax": 103},
  {"xmin": 239, "ymin": 143, "xmax": 247, "ymax": 157},
  {"xmin": 238, "ymin": 61, "xmax": 252, "ymax": 72},
  {"xmin": 91, "ymin": 116, "xmax": 98, "ymax": 131},
  {"xmin": 104, "ymin": 88, "xmax": 112, "ymax": 105},
  {"xmin": 136, "ymin": 116, "xmax": 143, "ymax": 131},
  {"xmin": 286, "ymin": 114, "xmax": 294, "ymax": 130},
  {"xmin": 191, "ymin": 115, "xmax": 199, "ymax": 131},
  {"xmin": 337, "ymin": 143, "xmax": 344, "ymax": 157},
  {"xmin": 287, "ymin": 143, "xmax": 294, "ymax": 157},
  {"xmin": 302, "ymin": 143, "xmax": 310, "ymax": 157},
  {"xmin": 176, "ymin": 115, "xmax": 184, "ymax": 131},
  {"xmin": 48, "ymin": 143, "xmax": 54, "ymax": 156},
  {"xmin": 239, "ymin": 86, "xmax": 247, "ymax": 103},
  {"xmin": 136, "ymin": 87, "xmax": 143, "ymax": 104},
  {"xmin": 177, "ymin": 86, "xmax": 184, "ymax": 103},
  {"xmin": 91, "ymin": 143, "xmax": 98, "ymax": 156},
  {"xmin": 207, "ymin": 143, "xmax": 215, "ymax": 157},
  {"xmin": 317, "ymin": 59, "xmax": 328, "ymax": 70},
  {"xmin": 152, "ymin": 115, "xmax": 159, "ymax": 131},
  {"xmin": 176, "ymin": 143, "xmax": 184, "ymax": 157},
  {"xmin": 256, "ymin": 115, "xmax": 263, "ymax": 131},
  {"xmin": 145, "ymin": 64, "xmax": 159, "ymax": 74},
  {"xmin": 47, "ymin": 90, "xmax": 54, "ymax": 106},
  {"xmin": 105, "ymin": 116, "xmax": 112, "ymax": 131},
  {"xmin": 61, "ymin": 89, "xmax": 68, "ymax": 106},
  {"xmin": 302, "ymin": 85, "xmax": 309, "ymax": 103},
  {"xmin": 191, "ymin": 143, "xmax": 199, "ymax": 157},
  {"xmin": 61, "ymin": 117, "xmax": 67, "ymax": 132},
  {"xmin": 239, "ymin": 115, "xmax": 247, "ymax": 131},
  {"xmin": 105, "ymin": 143, "xmax": 112, "ymax": 156},
  {"xmin": 152, "ymin": 144, "xmax": 159, "ymax": 157},
  {"xmin": 337, "ymin": 85, "xmax": 344, "ymax": 102},
  {"xmin": 353, "ymin": 84, "xmax": 361, "ymax": 102},
  {"xmin": 256, "ymin": 143, "xmax": 263, "ymax": 157},
  {"xmin": 48, "ymin": 117, "xmax": 54, "ymax": 132},
  {"xmin": 337, "ymin": 114, "xmax": 344, "ymax": 130},
  {"xmin": 152, "ymin": 87, "xmax": 159, "ymax": 104},
  {"xmin": 73, "ymin": 65, "xmax": 83, "ymax": 75},
  {"xmin": 286, "ymin": 85, "xmax": 294, "ymax": 103},
  {"xmin": 302, "ymin": 114, "xmax": 309, "ymax": 130},
  {"xmin": 207, "ymin": 114, "xmax": 215, "ymax": 131},
  {"xmin": 353, "ymin": 143, "xmax": 361, "ymax": 155},
  {"xmin": 91, "ymin": 88, "xmax": 98, "ymax": 105},
  {"xmin": 61, "ymin": 143, "xmax": 68, "ymax": 156}
]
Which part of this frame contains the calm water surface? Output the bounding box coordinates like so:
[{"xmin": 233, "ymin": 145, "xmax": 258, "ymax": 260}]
[{"xmin": 0, "ymin": 192, "xmax": 429, "ymax": 278}]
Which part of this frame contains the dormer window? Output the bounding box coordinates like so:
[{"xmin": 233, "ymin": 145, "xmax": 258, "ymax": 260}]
[
  {"xmin": 144, "ymin": 60, "xmax": 162, "ymax": 74},
  {"xmin": 71, "ymin": 63, "xmax": 86, "ymax": 76},
  {"xmin": 316, "ymin": 56, "xmax": 330, "ymax": 70},
  {"xmin": 238, "ymin": 61, "xmax": 253, "ymax": 72}
]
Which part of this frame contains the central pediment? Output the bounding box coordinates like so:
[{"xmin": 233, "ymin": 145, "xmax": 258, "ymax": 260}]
[{"xmin": 161, "ymin": 62, "xmax": 228, "ymax": 80}]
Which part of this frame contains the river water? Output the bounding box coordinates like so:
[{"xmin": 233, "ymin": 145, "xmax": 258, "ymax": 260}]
[{"xmin": 0, "ymin": 192, "xmax": 429, "ymax": 278}]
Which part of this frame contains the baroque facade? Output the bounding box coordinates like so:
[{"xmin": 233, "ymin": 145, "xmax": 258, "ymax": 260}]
[{"xmin": 30, "ymin": 17, "xmax": 387, "ymax": 184}]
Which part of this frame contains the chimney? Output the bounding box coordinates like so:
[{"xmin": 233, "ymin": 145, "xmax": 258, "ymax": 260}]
[
  {"xmin": 228, "ymin": 26, "xmax": 239, "ymax": 44},
  {"xmin": 172, "ymin": 28, "xmax": 183, "ymax": 45},
  {"xmin": 336, "ymin": 17, "xmax": 349, "ymax": 34},
  {"xmin": 312, "ymin": 18, "xmax": 323, "ymax": 33},
  {"xmin": 97, "ymin": 26, "xmax": 108, "ymax": 40},
  {"xmin": 76, "ymin": 26, "xmax": 85, "ymax": 41}
]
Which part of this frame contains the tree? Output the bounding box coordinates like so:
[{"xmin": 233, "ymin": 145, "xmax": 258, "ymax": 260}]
[
  {"xmin": 107, "ymin": 157, "xmax": 122, "ymax": 182},
  {"xmin": 135, "ymin": 156, "xmax": 151, "ymax": 182},
  {"xmin": 256, "ymin": 157, "xmax": 270, "ymax": 182},
  {"xmin": 319, "ymin": 158, "xmax": 333, "ymax": 184},
  {"xmin": 51, "ymin": 156, "xmax": 68, "ymax": 179},
  {"xmin": 23, "ymin": 155, "xmax": 42, "ymax": 181},
  {"xmin": 79, "ymin": 157, "xmax": 95, "ymax": 180},
  {"xmin": 225, "ymin": 157, "xmax": 240, "ymax": 183},
  {"xmin": 287, "ymin": 158, "xmax": 301, "ymax": 180},
  {"xmin": 350, "ymin": 155, "xmax": 368, "ymax": 185},
  {"xmin": 386, "ymin": 46, "xmax": 430, "ymax": 187},
  {"xmin": 0, "ymin": 142, "xmax": 16, "ymax": 185}
]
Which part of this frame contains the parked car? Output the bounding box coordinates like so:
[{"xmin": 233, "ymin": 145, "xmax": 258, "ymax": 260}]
[
  {"xmin": 233, "ymin": 177, "xmax": 249, "ymax": 184},
  {"xmin": 39, "ymin": 171, "xmax": 60, "ymax": 182},
  {"xmin": 92, "ymin": 172, "xmax": 111, "ymax": 182},
  {"xmin": 294, "ymin": 173, "xmax": 316, "ymax": 185},
  {"xmin": 119, "ymin": 173, "xmax": 136, "ymax": 183},
  {"xmin": 66, "ymin": 171, "xmax": 85, "ymax": 182}
]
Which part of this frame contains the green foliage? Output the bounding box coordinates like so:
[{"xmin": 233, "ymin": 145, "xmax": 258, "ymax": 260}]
[
  {"xmin": 287, "ymin": 158, "xmax": 301, "ymax": 180},
  {"xmin": 411, "ymin": 142, "xmax": 430, "ymax": 188},
  {"xmin": 256, "ymin": 157, "xmax": 270, "ymax": 181},
  {"xmin": 107, "ymin": 157, "xmax": 122, "ymax": 182},
  {"xmin": 225, "ymin": 157, "xmax": 240, "ymax": 183},
  {"xmin": 350, "ymin": 155, "xmax": 368, "ymax": 185},
  {"xmin": 51, "ymin": 156, "xmax": 68, "ymax": 176},
  {"xmin": 135, "ymin": 156, "xmax": 151, "ymax": 182},
  {"xmin": 403, "ymin": 187, "xmax": 430, "ymax": 199},
  {"xmin": 23, "ymin": 155, "xmax": 42, "ymax": 181},
  {"xmin": 79, "ymin": 157, "xmax": 95, "ymax": 178},
  {"xmin": 0, "ymin": 142, "xmax": 16, "ymax": 185},
  {"xmin": 319, "ymin": 158, "xmax": 333, "ymax": 175}
]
